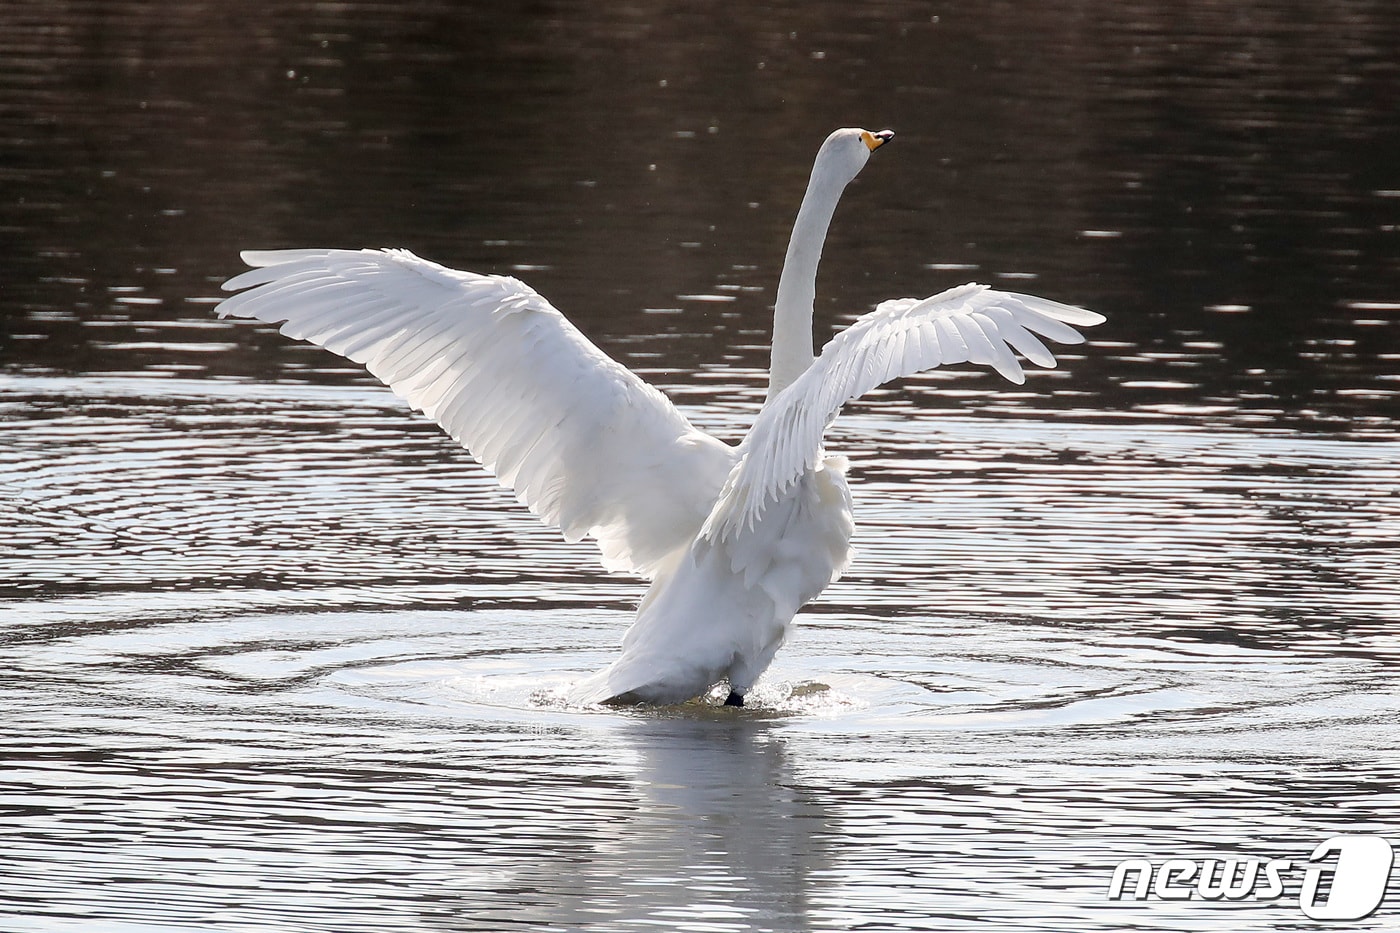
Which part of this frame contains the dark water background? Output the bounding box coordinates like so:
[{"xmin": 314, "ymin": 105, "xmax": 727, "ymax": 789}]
[
  {"xmin": 2, "ymin": 2, "xmax": 1399, "ymax": 931},
  {"xmin": 4, "ymin": 0, "xmax": 1399, "ymax": 428}
]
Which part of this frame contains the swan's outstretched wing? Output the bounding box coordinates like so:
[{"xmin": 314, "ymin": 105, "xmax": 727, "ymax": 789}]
[
  {"xmin": 218, "ymin": 248, "xmax": 735, "ymax": 577},
  {"xmin": 702, "ymin": 283, "xmax": 1103, "ymax": 541}
]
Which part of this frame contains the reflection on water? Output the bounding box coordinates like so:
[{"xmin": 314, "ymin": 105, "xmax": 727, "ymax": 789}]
[
  {"xmin": 3, "ymin": 600, "xmax": 1399, "ymax": 931},
  {"xmin": 3, "ymin": 1, "xmax": 1400, "ymax": 931},
  {"xmin": 3, "ymin": 373, "xmax": 1398, "ymax": 931}
]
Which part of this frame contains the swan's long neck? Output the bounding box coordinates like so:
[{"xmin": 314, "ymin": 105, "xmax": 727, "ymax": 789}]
[{"xmin": 765, "ymin": 162, "xmax": 848, "ymax": 403}]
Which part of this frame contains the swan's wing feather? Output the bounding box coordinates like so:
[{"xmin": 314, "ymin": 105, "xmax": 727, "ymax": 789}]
[
  {"xmin": 702, "ymin": 283, "xmax": 1103, "ymax": 540},
  {"xmin": 218, "ymin": 248, "xmax": 735, "ymax": 577}
]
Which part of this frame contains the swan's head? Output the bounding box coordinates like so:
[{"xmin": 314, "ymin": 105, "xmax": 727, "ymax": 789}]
[{"xmin": 814, "ymin": 127, "xmax": 895, "ymax": 187}]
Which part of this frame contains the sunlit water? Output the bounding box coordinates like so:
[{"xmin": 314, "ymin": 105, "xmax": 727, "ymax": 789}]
[
  {"xmin": 4, "ymin": 1, "xmax": 1400, "ymax": 931},
  {"xmin": 4, "ymin": 371, "xmax": 1399, "ymax": 932}
]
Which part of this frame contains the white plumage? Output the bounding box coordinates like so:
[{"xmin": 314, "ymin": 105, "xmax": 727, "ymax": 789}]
[
  {"xmin": 216, "ymin": 127, "xmax": 1104, "ymax": 706},
  {"xmin": 219, "ymin": 248, "xmax": 735, "ymax": 579},
  {"xmin": 702, "ymin": 283, "xmax": 1103, "ymax": 543}
]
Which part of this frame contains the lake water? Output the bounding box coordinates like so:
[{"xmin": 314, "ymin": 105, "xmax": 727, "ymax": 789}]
[{"xmin": 3, "ymin": 2, "xmax": 1399, "ymax": 931}]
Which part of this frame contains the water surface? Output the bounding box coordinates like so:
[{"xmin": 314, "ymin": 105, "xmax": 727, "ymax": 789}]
[{"xmin": 3, "ymin": 2, "xmax": 1399, "ymax": 931}]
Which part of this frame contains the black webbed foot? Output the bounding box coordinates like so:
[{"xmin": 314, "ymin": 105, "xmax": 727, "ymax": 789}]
[{"xmin": 723, "ymin": 690, "xmax": 745, "ymax": 707}]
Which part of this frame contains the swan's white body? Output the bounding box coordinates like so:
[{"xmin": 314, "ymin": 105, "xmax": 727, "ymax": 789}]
[{"xmin": 216, "ymin": 128, "xmax": 1104, "ymax": 706}]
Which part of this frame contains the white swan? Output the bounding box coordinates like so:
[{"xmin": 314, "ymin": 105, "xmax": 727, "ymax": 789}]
[{"xmin": 216, "ymin": 127, "xmax": 1104, "ymax": 706}]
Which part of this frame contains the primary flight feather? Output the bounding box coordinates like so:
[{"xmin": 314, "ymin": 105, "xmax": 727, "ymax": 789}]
[{"xmin": 216, "ymin": 127, "xmax": 1104, "ymax": 706}]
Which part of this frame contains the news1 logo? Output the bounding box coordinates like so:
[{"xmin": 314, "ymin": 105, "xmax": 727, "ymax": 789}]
[{"xmin": 1107, "ymin": 835, "xmax": 1394, "ymax": 920}]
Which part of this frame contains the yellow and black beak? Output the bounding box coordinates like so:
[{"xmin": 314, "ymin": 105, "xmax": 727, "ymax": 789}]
[{"xmin": 861, "ymin": 129, "xmax": 895, "ymax": 151}]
